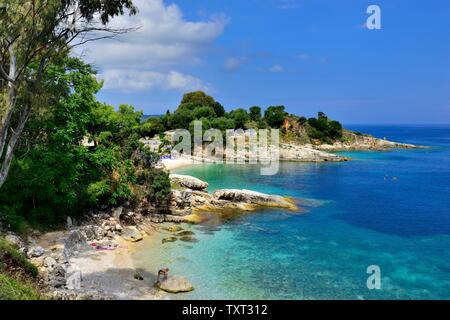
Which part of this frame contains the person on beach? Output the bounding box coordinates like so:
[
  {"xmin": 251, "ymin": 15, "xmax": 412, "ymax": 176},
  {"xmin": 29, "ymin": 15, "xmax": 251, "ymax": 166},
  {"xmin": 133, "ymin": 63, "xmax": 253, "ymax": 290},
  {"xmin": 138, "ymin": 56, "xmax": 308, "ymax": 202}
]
[{"xmin": 156, "ymin": 268, "xmax": 169, "ymax": 285}]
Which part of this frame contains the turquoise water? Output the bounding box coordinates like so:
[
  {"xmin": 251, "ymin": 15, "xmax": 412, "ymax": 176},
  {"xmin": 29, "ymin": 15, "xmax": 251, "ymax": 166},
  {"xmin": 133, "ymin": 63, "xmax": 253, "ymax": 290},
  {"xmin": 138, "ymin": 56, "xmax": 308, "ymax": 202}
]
[{"xmin": 134, "ymin": 125, "xmax": 450, "ymax": 299}]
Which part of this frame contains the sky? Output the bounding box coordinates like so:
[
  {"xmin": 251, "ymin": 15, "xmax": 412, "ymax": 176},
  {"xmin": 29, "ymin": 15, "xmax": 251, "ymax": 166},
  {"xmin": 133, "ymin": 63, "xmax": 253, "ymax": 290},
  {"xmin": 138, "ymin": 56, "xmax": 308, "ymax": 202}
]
[{"xmin": 77, "ymin": 0, "xmax": 450, "ymax": 124}]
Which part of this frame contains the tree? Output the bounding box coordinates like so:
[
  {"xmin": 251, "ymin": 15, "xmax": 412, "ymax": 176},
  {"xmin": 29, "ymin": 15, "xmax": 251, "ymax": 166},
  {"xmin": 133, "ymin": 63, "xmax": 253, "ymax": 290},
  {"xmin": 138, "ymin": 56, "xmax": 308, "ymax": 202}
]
[
  {"xmin": 0, "ymin": 0, "xmax": 137, "ymax": 188},
  {"xmin": 181, "ymin": 91, "xmax": 216, "ymax": 108},
  {"xmin": 212, "ymin": 102, "xmax": 225, "ymax": 117},
  {"xmin": 264, "ymin": 105, "xmax": 287, "ymax": 128},
  {"xmin": 230, "ymin": 108, "xmax": 250, "ymax": 129},
  {"xmin": 249, "ymin": 106, "xmax": 261, "ymax": 121},
  {"xmin": 141, "ymin": 117, "xmax": 164, "ymax": 138}
]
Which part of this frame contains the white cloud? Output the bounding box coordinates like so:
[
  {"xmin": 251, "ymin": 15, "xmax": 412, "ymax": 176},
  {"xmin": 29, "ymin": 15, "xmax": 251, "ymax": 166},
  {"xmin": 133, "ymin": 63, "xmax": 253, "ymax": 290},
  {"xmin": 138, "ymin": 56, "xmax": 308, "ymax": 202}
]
[
  {"xmin": 101, "ymin": 69, "xmax": 209, "ymax": 92},
  {"xmin": 76, "ymin": 0, "xmax": 227, "ymax": 92},
  {"xmin": 277, "ymin": 0, "xmax": 300, "ymax": 10},
  {"xmin": 296, "ymin": 53, "xmax": 310, "ymax": 60},
  {"xmin": 269, "ymin": 65, "xmax": 285, "ymax": 73},
  {"xmin": 224, "ymin": 56, "xmax": 247, "ymax": 71}
]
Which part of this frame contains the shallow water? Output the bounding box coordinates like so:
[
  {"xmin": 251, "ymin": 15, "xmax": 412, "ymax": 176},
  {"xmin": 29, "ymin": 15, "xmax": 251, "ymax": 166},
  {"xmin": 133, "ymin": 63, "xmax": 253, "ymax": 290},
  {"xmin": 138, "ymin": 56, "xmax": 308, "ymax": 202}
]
[{"xmin": 133, "ymin": 125, "xmax": 450, "ymax": 299}]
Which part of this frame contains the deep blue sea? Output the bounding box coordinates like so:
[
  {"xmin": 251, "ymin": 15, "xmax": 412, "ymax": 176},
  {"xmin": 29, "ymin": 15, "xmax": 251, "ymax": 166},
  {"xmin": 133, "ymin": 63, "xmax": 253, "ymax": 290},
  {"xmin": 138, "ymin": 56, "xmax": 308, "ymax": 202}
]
[{"xmin": 133, "ymin": 125, "xmax": 450, "ymax": 299}]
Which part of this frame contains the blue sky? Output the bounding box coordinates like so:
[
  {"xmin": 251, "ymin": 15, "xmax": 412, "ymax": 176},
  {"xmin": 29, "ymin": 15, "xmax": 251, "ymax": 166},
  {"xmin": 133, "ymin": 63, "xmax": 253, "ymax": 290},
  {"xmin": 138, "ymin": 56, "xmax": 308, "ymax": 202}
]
[{"xmin": 84, "ymin": 0, "xmax": 450, "ymax": 124}]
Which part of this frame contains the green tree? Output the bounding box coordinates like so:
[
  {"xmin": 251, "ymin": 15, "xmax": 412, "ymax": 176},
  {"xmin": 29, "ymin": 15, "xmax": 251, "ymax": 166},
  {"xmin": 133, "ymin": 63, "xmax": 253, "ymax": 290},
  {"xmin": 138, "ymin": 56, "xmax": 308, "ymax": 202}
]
[
  {"xmin": 0, "ymin": 0, "xmax": 137, "ymax": 188},
  {"xmin": 249, "ymin": 106, "xmax": 262, "ymax": 121},
  {"xmin": 264, "ymin": 106, "xmax": 287, "ymax": 128},
  {"xmin": 229, "ymin": 108, "xmax": 250, "ymax": 129},
  {"xmin": 141, "ymin": 117, "xmax": 164, "ymax": 137},
  {"xmin": 181, "ymin": 91, "xmax": 216, "ymax": 108}
]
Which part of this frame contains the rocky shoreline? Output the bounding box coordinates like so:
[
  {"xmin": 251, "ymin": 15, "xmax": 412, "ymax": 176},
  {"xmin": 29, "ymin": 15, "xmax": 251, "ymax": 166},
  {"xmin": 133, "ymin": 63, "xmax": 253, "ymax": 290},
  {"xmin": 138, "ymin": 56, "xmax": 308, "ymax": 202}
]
[
  {"xmin": 1, "ymin": 174, "xmax": 299, "ymax": 300},
  {"xmin": 0, "ymin": 135, "xmax": 420, "ymax": 300}
]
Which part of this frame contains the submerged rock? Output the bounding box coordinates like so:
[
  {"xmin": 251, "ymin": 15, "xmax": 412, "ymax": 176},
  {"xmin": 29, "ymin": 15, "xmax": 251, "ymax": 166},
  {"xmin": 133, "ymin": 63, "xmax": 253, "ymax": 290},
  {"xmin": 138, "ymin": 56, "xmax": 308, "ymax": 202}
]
[
  {"xmin": 162, "ymin": 237, "xmax": 178, "ymax": 244},
  {"xmin": 169, "ymin": 174, "xmax": 209, "ymax": 191},
  {"xmin": 177, "ymin": 230, "xmax": 195, "ymax": 236},
  {"xmin": 122, "ymin": 226, "xmax": 143, "ymax": 242},
  {"xmin": 179, "ymin": 236, "xmax": 198, "ymax": 243},
  {"xmin": 157, "ymin": 275, "xmax": 194, "ymax": 293},
  {"xmin": 166, "ymin": 224, "xmax": 183, "ymax": 233}
]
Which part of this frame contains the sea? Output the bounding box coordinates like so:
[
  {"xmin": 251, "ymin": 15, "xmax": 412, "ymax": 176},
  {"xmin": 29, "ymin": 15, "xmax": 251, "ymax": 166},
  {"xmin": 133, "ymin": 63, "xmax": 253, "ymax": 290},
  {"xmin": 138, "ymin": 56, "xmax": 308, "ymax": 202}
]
[{"xmin": 132, "ymin": 125, "xmax": 450, "ymax": 299}]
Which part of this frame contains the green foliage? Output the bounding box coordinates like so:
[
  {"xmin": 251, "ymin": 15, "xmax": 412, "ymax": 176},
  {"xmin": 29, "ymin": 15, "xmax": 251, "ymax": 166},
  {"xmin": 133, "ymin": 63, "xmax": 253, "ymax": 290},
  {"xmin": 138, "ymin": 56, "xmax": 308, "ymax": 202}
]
[
  {"xmin": 0, "ymin": 237, "xmax": 38, "ymax": 278},
  {"xmin": 210, "ymin": 117, "xmax": 236, "ymax": 132},
  {"xmin": 264, "ymin": 105, "xmax": 287, "ymax": 128},
  {"xmin": 0, "ymin": 236, "xmax": 42, "ymax": 300},
  {"xmin": 0, "ymin": 274, "xmax": 42, "ymax": 300},
  {"xmin": 0, "ymin": 57, "xmax": 171, "ymax": 229},
  {"xmin": 306, "ymin": 112, "xmax": 343, "ymax": 143},
  {"xmin": 229, "ymin": 108, "xmax": 250, "ymax": 129},
  {"xmin": 141, "ymin": 117, "xmax": 165, "ymax": 137},
  {"xmin": 249, "ymin": 106, "xmax": 262, "ymax": 121},
  {"xmin": 194, "ymin": 106, "xmax": 217, "ymax": 119},
  {"xmin": 212, "ymin": 102, "xmax": 226, "ymax": 117},
  {"xmin": 181, "ymin": 91, "xmax": 216, "ymax": 108}
]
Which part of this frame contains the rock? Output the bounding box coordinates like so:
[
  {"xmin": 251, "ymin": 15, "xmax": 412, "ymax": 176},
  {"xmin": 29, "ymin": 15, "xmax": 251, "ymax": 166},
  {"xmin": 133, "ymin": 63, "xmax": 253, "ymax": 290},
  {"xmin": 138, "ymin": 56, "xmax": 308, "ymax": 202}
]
[
  {"xmin": 162, "ymin": 237, "xmax": 178, "ymax": 244},
  {"xmin": 177, "ymin": 230, "xmax": 195, "ymax": 236},
  {"xmin": 111, "ymin": 207, "xmax": 124, "ymax": 220},
  {"xmin": 169, "ymin": 189, "xmax": 193, "ymax": 216},
  {"xmin": 133, "ymin": 272, "xmax": 144, "ymax": 281},
  {"xmin": 179, "ymin": 236, "xmax": 198, "ymax": 243},
  {"xmin": 166, "ymin": 225, "xmax": 183, "ymax": 232},
  {"xmin": 63, "ymin": 229, "xmax": 88, "ymax": 258},
  {"xmin": 169, "ymin": 174, "xmax": 209, "ymax": 191},
  {"xmin": 122, "ymin": 226, "xmax": 143, "ymax": 242},
  {"xmin": 67, "ymin": 216, "xmax": 73, "ymax": 229},
  {"xmin": 43, "ymin": 256, "xmax": 57, "ymax": 269},
  {"xmin": 27, "ymin": 246, "xmax": 45, "ymax": 258},
  {"xmin": 115, "ymin": 224, "xmax": 123, "ymax": 232},
  {"xmin": 279, "ymin": 143, "xmax": 346, "ymax": 162},
  {"xmin": 65, "ymin": 264, "xmax": 82, "ymax": 290},
  {"xmin": 4, "ymin": 234, "xmax": 25, "ymax": 249},
  {"xmin": 212, "ymin": 189, "xmax": 297, "ymax": 210},
  {"xmin": 157, "ymin": 275, "xmax": 194, "ymax": 293}
]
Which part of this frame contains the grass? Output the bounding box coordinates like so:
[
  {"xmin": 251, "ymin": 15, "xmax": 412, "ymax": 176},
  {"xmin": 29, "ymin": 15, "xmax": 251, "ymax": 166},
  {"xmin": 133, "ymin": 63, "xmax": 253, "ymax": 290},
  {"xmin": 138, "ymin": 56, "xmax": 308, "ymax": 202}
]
[
  {"xmin": 0, "ymin": 273, "xmax": 42, "ymax": 300},
  {"xmin": 0, "ymin": 236, "xmax": 43, "ymax": 300},
  {"xmin": 0, "ymin": 237, "xmax": 38, "ymax": 277}
]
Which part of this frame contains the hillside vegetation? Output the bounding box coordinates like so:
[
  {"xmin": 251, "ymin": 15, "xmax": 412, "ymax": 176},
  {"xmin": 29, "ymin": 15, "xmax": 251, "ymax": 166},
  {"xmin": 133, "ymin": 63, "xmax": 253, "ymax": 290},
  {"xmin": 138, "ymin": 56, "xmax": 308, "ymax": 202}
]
[{"xmin": 0, "ymin": 237, "xmax": 42, "ymax": 300}]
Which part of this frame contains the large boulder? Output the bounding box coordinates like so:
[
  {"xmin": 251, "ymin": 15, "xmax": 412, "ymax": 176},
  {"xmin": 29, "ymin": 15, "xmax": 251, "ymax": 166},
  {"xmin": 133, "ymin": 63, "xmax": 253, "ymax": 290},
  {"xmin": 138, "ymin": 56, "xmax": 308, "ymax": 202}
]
[
  {"xmin": 65, "ymin": 264, "xmax": 82, "ymax": 290},
  {"xmin": 157, "ymin": 275, "xmax": 194, "ymax": 293},
  {"xmin": 4, "ymin": 234, "xmax": 25, "ymax": 249},
  {"xmin": 169, "ymin": 189, "xmax": 193, "ymax": 216},
  {"xmin": 169, "ymin": 174, "xmax": 208, "ymax": 191},
  {"xmin": 122, "ymin": 226, "xmax": 143, "ymax": 242},
  {"xmin": 212, "ymin": 189, "xmax": 297, "ymax": 210}
]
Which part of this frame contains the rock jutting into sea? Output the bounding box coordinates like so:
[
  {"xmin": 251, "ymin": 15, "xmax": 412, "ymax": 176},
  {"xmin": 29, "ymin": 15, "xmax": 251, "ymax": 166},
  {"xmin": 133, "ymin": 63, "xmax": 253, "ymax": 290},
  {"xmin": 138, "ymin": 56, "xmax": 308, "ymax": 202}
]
[{"xmin": 168, "ymin": 174, "xmax": 299, "ymax": 222}]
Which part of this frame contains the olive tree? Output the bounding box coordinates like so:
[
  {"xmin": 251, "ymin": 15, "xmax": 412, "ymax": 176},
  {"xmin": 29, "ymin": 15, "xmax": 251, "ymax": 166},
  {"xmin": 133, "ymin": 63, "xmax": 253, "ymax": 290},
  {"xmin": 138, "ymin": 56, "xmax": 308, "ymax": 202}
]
[{"xmin": 0, "ymin": 0, "xmax": 136, "ymax": 188}]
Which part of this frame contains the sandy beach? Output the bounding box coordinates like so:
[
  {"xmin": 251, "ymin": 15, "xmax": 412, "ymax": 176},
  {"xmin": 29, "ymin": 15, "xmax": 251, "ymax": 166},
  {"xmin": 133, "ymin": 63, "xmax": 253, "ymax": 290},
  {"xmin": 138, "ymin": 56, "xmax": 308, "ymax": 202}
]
[
  {"xmin": 33, "ymin": 227, "xmax": 172, "ymax": 300},
  {"xmin": 161, "ymin": 157, "xmax": 196, "ymax": 171}
]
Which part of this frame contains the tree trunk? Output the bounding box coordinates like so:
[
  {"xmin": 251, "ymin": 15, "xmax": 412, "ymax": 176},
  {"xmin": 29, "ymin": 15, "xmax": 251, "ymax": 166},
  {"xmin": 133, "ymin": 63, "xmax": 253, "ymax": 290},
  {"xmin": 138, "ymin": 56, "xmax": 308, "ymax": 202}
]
[{"xmin": 0, "ymin": 44, "xmax": 19, "ymax": 188}]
